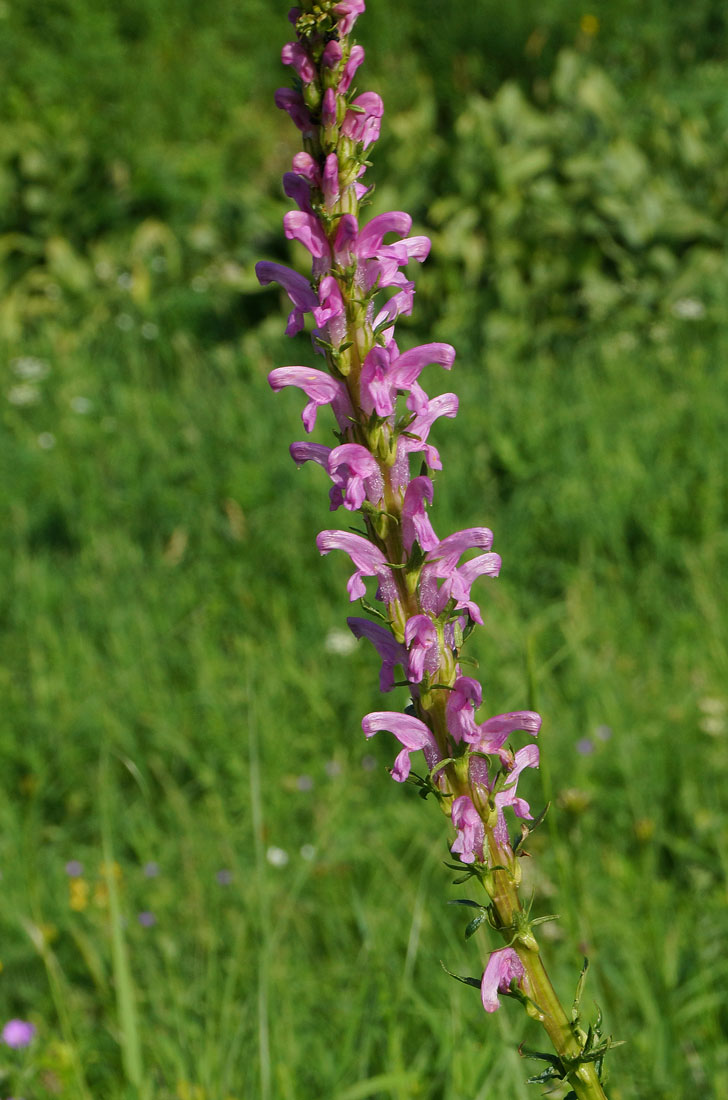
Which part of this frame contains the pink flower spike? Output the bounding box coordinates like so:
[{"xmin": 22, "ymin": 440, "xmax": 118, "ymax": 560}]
[
  {"xmin": 480, "ymin": 948, "xmax": 525, "ymax": 1013},
  {"xmin": 347, "ymin": 617, "xmax": 407, "ymax": 692},
  {"xmin": 338, "ymin": 43, "xmax": 365, "ymax": 93},
  {"xmin": 268, "ymin": 366, "xmax": 352, "ymax": 433},
  {"xmin": 327, "ymin": 443, "xmax": 380, "ymax": 511},
  {"xmin": 333, "ymin": 0, "xmax": 366, "ymax": 36},
  {"xmin": 446, "ymin": 676, "xmax": 483, "ymax": 744},
  {"xmin": 281, "ymin": 41, "xmax": 316, "ymax": 84},
  {"xmin": 450, "ymin": 795, "xmax": 485, "ymax": 864},
  {"xmin": 404, "ymin": 614, "xmax": 438, "ymax": 683},
  {"xmin": 361, "ymin": 710, "xmax": 442, "ymax": 780},
  {"xmin": 402, "ymin": 476, "xmax": 439, "ymax": 553},
  {"xmin": 283, "ymin": 211, "xmax": 330, "ymax": 259},
  {"xmin": 316, "ymin": 530, "xmax": 393, "ymax": 602}
]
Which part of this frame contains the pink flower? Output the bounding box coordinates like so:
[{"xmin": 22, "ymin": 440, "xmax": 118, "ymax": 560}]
[
  {"xmin": 402, "ymin": 476, "xmax": 439, "ymax": 554},
  {"xmin": 1, "ymin": 1019, "xmax": 36, "ymax": 1048},
  {"xmin": 480, "ymin": 947, "xmax": 525, "ymax": 1013},
  {"xmin": 327, "ymin": 444, "xmax": 382, "ymax": 511},
  {"xmin": 361, "ymin": 711, "xmax": 442, "ymax": 781},
  {"xmin": 404, "ymin": 614, "xmax": 439, "ymax": 682},
  {"xmin": 450, "ymin": 795, "xmax": 485, "ymax": 863},
  {"xmin": 342, "ymin": 92, "xmax": 383, "ymax": 148},
  {"xmin": 446, "ymin": 676, "xmax": 483, "ymax": 744},
  {"xmin": 333, "ymin": 0, "xmax": 366, "ymax": 36},
  {"xmin": 255, "ymin": 261, "xmax": 317, "ymax": 337},
  {"xmin": 338, "ymin": 44, "xmax": 365, "ymax": 93},
  {"xmin": 281, "ymin": 41, "xmax": 316, "ymax": 84},
  {"xmin": 283, "ymin": 211, "xmax": 330, "ymax": 260},
  {"xmin": 268, "ymin": 366, "xmax": 353, "ymax": 433},
  {"xmin": 316, "ymin": 530, "xmax": 396, "ymax": 603}
]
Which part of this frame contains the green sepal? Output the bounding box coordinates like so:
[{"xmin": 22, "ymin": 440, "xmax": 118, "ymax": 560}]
[
  {"xmin": 357, "ymin": 598, "xmax": 390, "ymax": 624},
  {"xmin": 440, "ymin": 961, "xmax": 481, "ymax": 990},
  {"xmin": 464, "ymin": 912, "xmax": 490, "ymax": 939},
  {"xmin": 513, "ymin": 802, "xmax": 550, "ymax": 854}
]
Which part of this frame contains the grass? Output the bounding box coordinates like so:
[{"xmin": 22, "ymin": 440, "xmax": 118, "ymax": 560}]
[{"xmin": 0, "ymin": 2, "xmax": 727, "ymax": 1098}]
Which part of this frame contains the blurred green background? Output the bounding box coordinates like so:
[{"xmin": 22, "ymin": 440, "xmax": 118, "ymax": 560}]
[{"xmin": 1, "ymin": 0, "xmax": 727, "ymax": 1097}]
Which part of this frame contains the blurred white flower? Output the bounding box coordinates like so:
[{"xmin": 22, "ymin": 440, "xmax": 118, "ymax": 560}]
[
  {"xmin": 324, "ymin": 627, "xmax": 357, "ymax": 655},
  {"xmin": 70, "ymin": 396, "xmax": 93, "ymax": 414},
  {"xmin": 37, "ymin": 432, "xmax": 56, "ymax": 450},
  {"xmin": 11, "ymin": 356, "xmax": 50, "ymax": 381},
  {"xmin": 671, "ymin": 297, "xmax": 705, "ymax": 320},
  {"xmin": 266, "ymin": 846, "xmax": 289, "ymax": 868},
  {"xmin": 7, "ymin": 384, "xmax": 40, "ymax": 406}
]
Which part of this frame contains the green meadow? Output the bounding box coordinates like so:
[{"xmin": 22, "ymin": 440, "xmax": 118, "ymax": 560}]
[{"xmin": 1, "ymin": 1, "xmax": 727, "ymax": 1097}]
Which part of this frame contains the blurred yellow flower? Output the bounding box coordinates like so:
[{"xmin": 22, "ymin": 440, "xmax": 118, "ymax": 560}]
[
  {"xmin": 580, "ymin": 14, "xmax": 600, "ymax": 35},
  {"xmin": 69, "ymin": 878, "xmax": 89, "ymax": 912},
  {"xmin": 176, "ymin": 1083, "xmax": 205, "ymax": 1100},
  {"xmin": 99, "ymin": 860, "xmax": 123, "ymax": 881}
]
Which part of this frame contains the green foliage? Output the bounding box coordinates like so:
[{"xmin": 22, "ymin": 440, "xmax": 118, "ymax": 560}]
[{"xmin": 0, "ymin": 2, "xmax": 726, "ymax": 1098}]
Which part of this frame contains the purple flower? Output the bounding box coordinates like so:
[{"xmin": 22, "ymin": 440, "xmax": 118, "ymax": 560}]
[
  {"xmin": 347, "ymin": 617, "xmax": 407, "ymax": 692},
  {"xmin": 1, "ymin": 1020, "xmax": 36, "ymax": 1048},
  {"xmin": 143, "ymin": 861, "xmax": 160, "ymax": 878},
  {"xmin": 361, "ymin": 711, "xmax": 442, "ymax": 781},
  {"xmin": 283, "ymin": 210, "xmax": 330, "ymax": 261},
  {"xmin": 65, "ymin": 859, "xmax": 84, "ymax": 878},
  {"xmin": 480, "ymin": 947, "xmax": 525, "ymax": 1013},
  {"xmin": 137, "ymin": 911, "xmax": 156, "ymax": 927},
  {"xmin": 274, "ymin": 88, "xmax": 312, "ymax": 133},
  {"xmin": 216, "ymin": 869, "xmax": 233, "ymax": 886},
  {"xmin": 255, "ymin": 260, "xmax": 317, "ymax": 336},
  {"xmin": 450, "ymin": 795, "xmax": 485, "ymax": 864}
]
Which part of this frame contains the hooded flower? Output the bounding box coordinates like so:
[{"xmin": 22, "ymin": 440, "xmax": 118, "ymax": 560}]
[
  {"xmin": 450, "ymin": 795, "xmax": 485, "ymax": 864},
  {"xmin": 480, "ymin": 947, "xmax": 526, "ymax": 1013},
  {"xmin": 361, "ymin": 710, "xmax": 442, "ymax": 781}
]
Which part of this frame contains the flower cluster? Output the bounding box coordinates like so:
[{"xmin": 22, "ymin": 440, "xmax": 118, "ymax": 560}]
[{"xmin": 257, "ymin": 0, "xmax": 539, "ymax": 1014}]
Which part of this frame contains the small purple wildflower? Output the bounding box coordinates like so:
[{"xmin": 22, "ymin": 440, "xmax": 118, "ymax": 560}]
[
  {"xmin": 65, "ymin": 860, "xmax": 83, "ymax": 877},
  {"xmin": 480, "ymin": 947, "xmax": 526, "ymax": 1013},
  {"xmin": 143, "ymin": 861, "xmax": 160, "ymax": 878},
  {"xmin": 576, "ymin": 738, "xmax": 595, "ymax": 756},
  {"xmin": 1, "ymin": 1020, "xmax": 36, "ymax": 1048},
  {"xmin": 216, "ymin": 869, "xmax": 233, "ymax": 886},
  {"xmin": 137, "ymin": 911, "xmax": 156, "ymax": 927}
]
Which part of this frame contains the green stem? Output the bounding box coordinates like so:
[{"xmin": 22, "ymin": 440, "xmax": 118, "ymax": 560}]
[{"xmin": 486, "ymin": 852, "xmax": 609, "ymax": 1100}]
